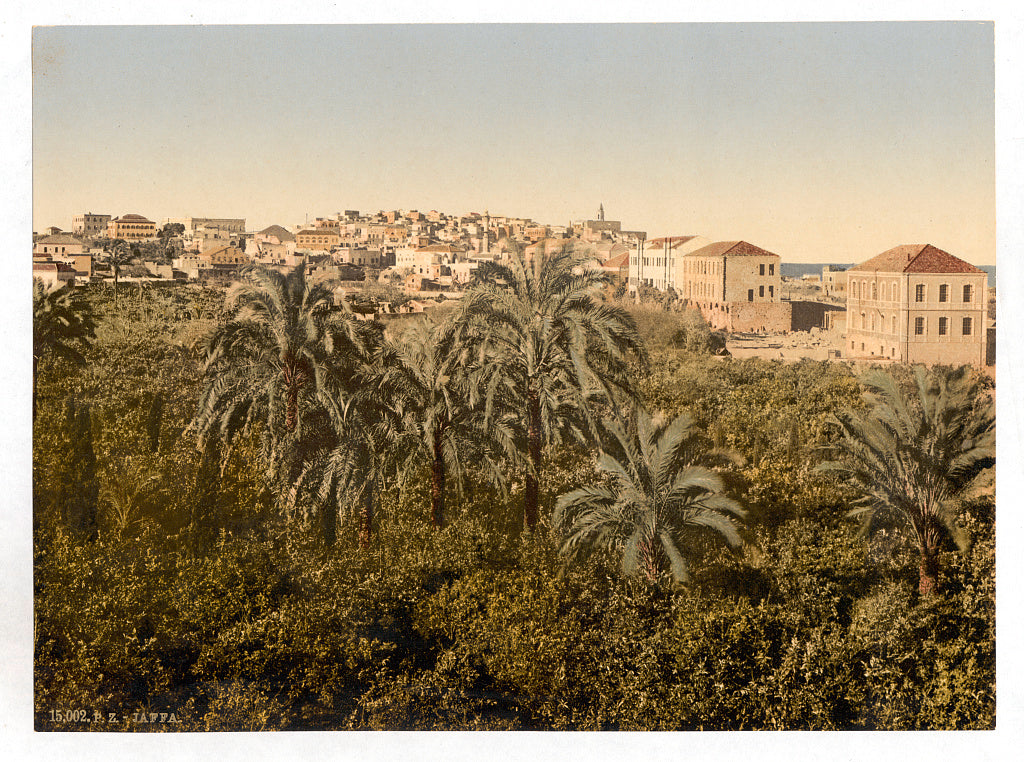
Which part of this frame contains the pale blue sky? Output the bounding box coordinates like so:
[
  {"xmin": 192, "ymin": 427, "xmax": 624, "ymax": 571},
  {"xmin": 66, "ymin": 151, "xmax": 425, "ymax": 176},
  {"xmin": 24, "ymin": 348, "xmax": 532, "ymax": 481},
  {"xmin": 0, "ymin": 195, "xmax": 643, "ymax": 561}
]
[{"xmin": 33, "ymin": 23, "xmax": 995, "ymax": 264}]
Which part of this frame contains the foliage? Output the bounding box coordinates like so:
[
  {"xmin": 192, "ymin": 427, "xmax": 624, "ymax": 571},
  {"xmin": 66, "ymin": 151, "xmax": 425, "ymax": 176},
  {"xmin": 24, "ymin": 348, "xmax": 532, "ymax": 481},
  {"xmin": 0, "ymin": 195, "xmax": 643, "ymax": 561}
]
[
  {"xmin": 32, "ymin": 282, "xmax": 996, "ymax": 731},
  {"xmin": 33, "ymin": 279, "xmax": 97, "ymax": 417},
  {"xmin": 554, "ymin": 408, "xmax": 746, "ymax": 584},
  {"xmin": 820, "ymin": 366, "xmax": 995, "ymax": 595}
]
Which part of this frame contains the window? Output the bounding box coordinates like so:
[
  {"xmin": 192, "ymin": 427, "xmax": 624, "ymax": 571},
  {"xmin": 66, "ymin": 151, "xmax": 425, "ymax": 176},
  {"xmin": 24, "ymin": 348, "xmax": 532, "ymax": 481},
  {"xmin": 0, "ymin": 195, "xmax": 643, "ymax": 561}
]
[
  {"xmin": 759, "ymin": 285, "xmax": 764, "ymax": 297},
  {"xmin": 915, "ymin": 317, "xmax": 924, "ymax": 335},
  {"xmin": 852, "ymin": 282, "xmax": 858, "ymax": 298},
  {"xmin": 892, "ymin": 315, "xmax": 897, "ymax": 334},
  {"xmin": 939, "ymin": 284, "xmax": 948, "ymax": 303},
  {"xmin": 769, "ymin": 286, "xmax": 774, "ymax": 298},
  {"xmin": 759, "ymin": 264, "xmax": 765, "ymax": 275},
  {"xmin": 860, "ymin": 312, "xmax": 865, "ymax": 329},
  {"xmin": 769, "ymin": 264, "xmax": 775, "ymax": 275},
  {"xmin": 938, "ymin": 317, "xmax": 948, "ymax": 336},
  {"xmin": 747, "ymin": 290, "xmax": 754, "ymax": 302},
  {"xmin": 915, "ymin": 284, "xmax": 925, "ymax": 302},
  {"xmin": 871, "ymin": 282, "xmax": 876, "ymax": 300},
  {"xmin": 963, "ymin": 317, "xmax": 973, "ymax": 335},
  {"xmin": 963, "ymin": 284, "xmax": 973, "ymax": 303}
]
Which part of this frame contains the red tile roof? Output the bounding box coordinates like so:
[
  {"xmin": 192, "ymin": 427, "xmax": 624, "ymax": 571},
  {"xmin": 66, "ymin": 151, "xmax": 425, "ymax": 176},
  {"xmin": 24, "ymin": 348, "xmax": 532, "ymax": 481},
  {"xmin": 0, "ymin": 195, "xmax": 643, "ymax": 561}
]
[
  {"xmin": 849, "ymin": 244, "xmax": 983, "ymax": 274},
  {"xmin": 601, "ymin": 252, "xmax": 630, "ymax": 269},
  {"xmin": 686, "ymin": 240, "xmax": 778, "ymax": 258}
]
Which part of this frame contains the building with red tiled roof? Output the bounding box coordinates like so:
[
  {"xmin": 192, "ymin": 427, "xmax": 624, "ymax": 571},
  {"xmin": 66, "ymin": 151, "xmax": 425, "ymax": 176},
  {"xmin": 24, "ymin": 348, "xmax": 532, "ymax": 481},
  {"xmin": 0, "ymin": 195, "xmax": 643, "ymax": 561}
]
[
  {"xmin": 677, "ymin": 240, "xmax": 786, "ymax": 333},
  {"xmin": 33, "ymin": 261, "xmax": 77, "ymax": 288},
  {"xmin": 846, "ymin": 244, "xmax": 987, "ymax": 366}
]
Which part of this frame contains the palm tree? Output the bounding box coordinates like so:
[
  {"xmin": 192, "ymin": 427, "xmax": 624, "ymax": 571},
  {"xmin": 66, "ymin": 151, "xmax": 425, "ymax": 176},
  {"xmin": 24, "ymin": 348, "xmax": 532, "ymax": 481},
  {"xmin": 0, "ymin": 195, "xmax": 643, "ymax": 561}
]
[
  {"xmin": 105, "ymin": 239, "xmax": 136, "ymax": 311},
  {"xmin": 376, "ymin": 318, "xmax": 488, "ymax": 529},
  {"xmin": 821, "ymin": 366, "xmax": 995, "ymax": 596},
  {"xmin": 458, "ymin": 246, "xmax": 646, "ymax": 530},
  {"xmin": 32, "ymin": 279, "xmax": 96, "ymax": 419},
  {"xmin": 302, "ymin": 390, "xmax": 399, "ymax": 549},
  {"xmin": 553, "ymin": 408, "xmax": 746, "ymax": 584},
  {"xmin": 193, "ymin": 261, "xmax": 373, "ymax": 505}
]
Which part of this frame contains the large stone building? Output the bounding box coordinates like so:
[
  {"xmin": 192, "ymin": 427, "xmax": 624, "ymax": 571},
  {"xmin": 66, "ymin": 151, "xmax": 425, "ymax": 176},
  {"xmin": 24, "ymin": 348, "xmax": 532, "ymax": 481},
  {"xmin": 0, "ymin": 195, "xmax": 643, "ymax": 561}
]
[
  {"xmin": 680, "ymin": 240, "xmax": 787, "ymax": 333},
  {"xmin": 296, "ymin": 228, "xmax": 341, "ymax": 252},
  {"xmin": 107, "ymin": 214, "xmax": 156, "ymax": 240},
  {"xmin": 72, "ymin": 213, "xmax": 111, "ymax": 237},
  {"xmin": 845, "ymin": 244, "xmax": 987, "ymax": 367}
]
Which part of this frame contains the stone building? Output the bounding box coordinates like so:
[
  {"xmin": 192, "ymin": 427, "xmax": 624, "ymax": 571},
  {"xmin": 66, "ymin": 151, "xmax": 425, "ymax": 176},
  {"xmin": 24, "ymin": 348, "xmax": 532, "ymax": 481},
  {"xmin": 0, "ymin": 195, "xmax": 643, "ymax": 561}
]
[
  {"xmin": 164, "ymin": 217, "xmax": 246, "ymax": 252},
  {"xmin": 33, "ymin": 261, "xmax": 77, "ymax": 288},
  {"xmin": 72, "ymin": 213, "xmax": 111, "ymax": 237},
  {"xmin": 845, "ymin": 244, "xmax": 987, "ymax": 367},
  {"xmin": 680, "ymin": 240, "xmax": 787, "ymax": 333},
  {"xmin": 821, "ymin": 265, "xmax": 848, "ymax": 297},
  {"xmin": 631, "ymin": 235, "xmax": 710, "ymax": 292},
  {"xmin": 34, "ymin": 233, "xmax": 86, "ymax": 258},
  {"xmin": 296, "ymin": 228, "xmax": 341, "ymax": 252},
  {"xmin": 107, "ymin": 214, "xmax": 157, "ymax": 240}
]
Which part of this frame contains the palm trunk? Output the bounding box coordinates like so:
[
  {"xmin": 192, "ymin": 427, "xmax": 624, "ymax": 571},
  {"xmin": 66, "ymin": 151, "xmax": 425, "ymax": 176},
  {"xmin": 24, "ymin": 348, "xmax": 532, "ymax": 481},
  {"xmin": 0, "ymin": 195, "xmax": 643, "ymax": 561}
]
[
  {"xmin": 283, "ymin": 359, "xmax": 304, "ymax": 432},
  {"xmin": 430, "ymin": 428, "xmax": 445, "ymax": 529},
  {"xmin": 286, "ymin": 381, "xmax": 299, "ymax": 432},
  {"xmin": 524, "ymin": 389, "xmax": 542, "ymax": 530},
  {"xmin": 918, "ymin": 536, "xmax": 941, "ymax": 596},
  {"xmin": 358, "ymin": 478, "xmax": 375, "ymax": 550},
  {"xmin": 639, "ymin": 538, "xmax": 659, "ymax": 583}
]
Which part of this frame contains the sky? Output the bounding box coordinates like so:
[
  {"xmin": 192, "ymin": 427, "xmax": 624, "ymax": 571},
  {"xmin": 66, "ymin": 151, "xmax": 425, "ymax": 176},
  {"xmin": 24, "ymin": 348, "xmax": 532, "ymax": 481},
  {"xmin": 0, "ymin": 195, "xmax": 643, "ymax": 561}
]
[{"xmin": 31, "ymin": 21, "xmax": 997, "ymax": 265}]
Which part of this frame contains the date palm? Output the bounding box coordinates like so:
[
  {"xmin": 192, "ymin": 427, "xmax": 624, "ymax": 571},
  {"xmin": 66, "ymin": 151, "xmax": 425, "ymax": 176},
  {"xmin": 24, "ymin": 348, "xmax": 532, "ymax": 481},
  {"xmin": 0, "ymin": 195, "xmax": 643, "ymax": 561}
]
[
  {"xmin": 193, "ymin": 261, "xmax": 372, "ymax": 503},
  {"xmin": 459, "ymin": 246, "xmax": 646, "ymax": 530},
  {"xmin": 32, "ymin": 279, "xmax": 96, "ymax": 420},
  {"xmin": 105, "ymin": 239, "xmax": 136, "ymax": 311},
  {"xmin": 376, "ymin": 318, "xmax": 478, "ymax": 529},
  {"xmin": 821, "ymin": 366, "xmax": 995, "ymax": 596},
  {"xmin": 301, "ymin": 390, "xmax": 399, "ymax": 549},
  {"xmin": 553, "ymin": 408, "xmax": 746, "ymax": 584}
]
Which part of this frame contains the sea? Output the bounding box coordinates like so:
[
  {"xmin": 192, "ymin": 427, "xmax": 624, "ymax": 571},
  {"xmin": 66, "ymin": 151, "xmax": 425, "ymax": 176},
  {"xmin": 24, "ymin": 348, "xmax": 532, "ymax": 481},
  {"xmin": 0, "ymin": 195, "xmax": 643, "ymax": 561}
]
[{"xmin": 781, "ymin": 263, "xmax": 996, "ymax": 290}]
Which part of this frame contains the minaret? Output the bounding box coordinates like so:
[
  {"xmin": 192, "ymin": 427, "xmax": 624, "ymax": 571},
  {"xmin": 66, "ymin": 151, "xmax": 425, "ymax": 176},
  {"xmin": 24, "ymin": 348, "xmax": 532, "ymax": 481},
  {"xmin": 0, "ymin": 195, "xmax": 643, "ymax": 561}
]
[
  {"xmin": 598, "ymin": 203, "xmax": 605, "ymax": 222},
  {"xmin": 483, "ymin": 209, "xmax": 490, "ymax": 255}
]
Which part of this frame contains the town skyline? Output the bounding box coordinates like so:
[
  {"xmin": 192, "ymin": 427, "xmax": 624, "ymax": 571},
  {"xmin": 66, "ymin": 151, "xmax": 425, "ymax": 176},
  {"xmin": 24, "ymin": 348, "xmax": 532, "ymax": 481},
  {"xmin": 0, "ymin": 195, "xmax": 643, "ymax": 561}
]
[{"xmin": 32, "ymin": 22, "xmax": 996, "ymax": 265}]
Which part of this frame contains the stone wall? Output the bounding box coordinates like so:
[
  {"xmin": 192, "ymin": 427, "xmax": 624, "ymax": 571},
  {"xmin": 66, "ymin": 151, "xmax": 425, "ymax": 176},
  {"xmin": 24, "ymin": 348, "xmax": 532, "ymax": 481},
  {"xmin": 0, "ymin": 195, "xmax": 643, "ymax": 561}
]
[
  {"xmin": 726, "ymin": 301, "xmax": 792, "ymax": 333},
  {"xmin": 695, "ymin": 301, "xmax": 791, "ymax": 333}
]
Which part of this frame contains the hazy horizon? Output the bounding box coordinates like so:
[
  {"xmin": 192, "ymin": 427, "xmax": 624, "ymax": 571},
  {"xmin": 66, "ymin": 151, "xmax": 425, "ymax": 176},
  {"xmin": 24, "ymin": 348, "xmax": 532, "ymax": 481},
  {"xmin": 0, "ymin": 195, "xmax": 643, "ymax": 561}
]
[{"xmin": 32, "ymin": 23, "xmax": 996, "ymax": 265}]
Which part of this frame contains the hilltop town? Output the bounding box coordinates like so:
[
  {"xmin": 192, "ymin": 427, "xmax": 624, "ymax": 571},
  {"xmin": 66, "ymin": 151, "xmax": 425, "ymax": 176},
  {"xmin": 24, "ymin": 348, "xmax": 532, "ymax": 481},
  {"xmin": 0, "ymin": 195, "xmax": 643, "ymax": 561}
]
[{"xmin": 32, "ymin": 204, "xmax": 995, "ymax": 368}]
